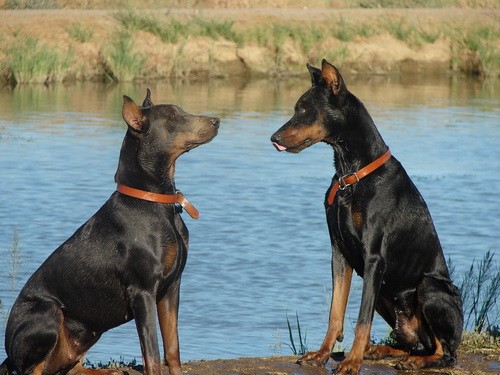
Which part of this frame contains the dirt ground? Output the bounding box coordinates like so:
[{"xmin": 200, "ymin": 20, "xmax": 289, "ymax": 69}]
[{"xmin": 112, "ymin": 351, "xmax": 499, "ymax": 375}]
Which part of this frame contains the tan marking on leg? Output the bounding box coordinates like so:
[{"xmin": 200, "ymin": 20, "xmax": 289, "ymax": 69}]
[
  {"xmin": 158, "ymin": 290, "xmax": 181, "ymax": 375},
  {"xmin": 392, "ymin": 311, "xmax": 421, "ymax": 347},
  {"xmin": 31, "ymin": 361, "xmax": 46, "ymax": 375},
  {"xmin": 300, "ymin": 267, "xmax": 353, "ymax": 366},
  {"xmin": 335, "ymin": 324, "xmax": 371, "ymax": 374},
  {"xmin": 396, "ymin": 336, "xmax": 445, "ymax": 370},
  {"xmin": 365, "ymin": 345, "xmax": 409, "ymax": 360},
  {"xmin": 43, "ymin": 314, "xmax": 80, "ymax": 374}
]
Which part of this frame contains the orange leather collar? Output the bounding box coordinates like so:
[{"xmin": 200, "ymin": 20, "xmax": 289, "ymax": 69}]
[
  {"xmin": 116, "ymin": 184, "xmax": 199, "ymax": 220},
  {"xmin": 327, "ymin": 149, "xmax": 391, "ymax": 206}
]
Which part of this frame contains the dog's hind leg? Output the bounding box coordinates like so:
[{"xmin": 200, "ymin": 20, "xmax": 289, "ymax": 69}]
[
  {"xmin": 6, "ymin": 300, "xmax": 61, "ymax": 375},
  {"xmin": 395, "ymin": 274, "xmax": 463, "ymax": 370}
]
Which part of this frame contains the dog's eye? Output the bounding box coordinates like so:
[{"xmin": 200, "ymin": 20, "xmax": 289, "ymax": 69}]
[{"xmin": 296, "ymin": 106, "xmax": 306, "ymax": 114}]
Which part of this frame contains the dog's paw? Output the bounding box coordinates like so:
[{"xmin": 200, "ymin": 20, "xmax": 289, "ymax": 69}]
[
  {"xmin": 334, "ymin": 359, "xmax": 362, "ymax": 374},
  {"xmin": 364, "ymin": 345, "xmax": 408, "ymax": 360},
  {"xmin": 394, "ymin": 355, "xmax": 425, "ymax": 370},
  {"xmin": 296, "ymin": 350, "xmax": 330, "ymax": 367}
]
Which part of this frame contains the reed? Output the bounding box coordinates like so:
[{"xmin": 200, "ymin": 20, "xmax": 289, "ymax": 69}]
[
  {"xmin": 8, "ymin": 37, "xmax": 73, "ymax": 84},
  {"xmin": 105, "ymin": 31, "xmax": 146, "ymax": 82},
  {"xmin": 67, "ymin": 23, "xmax": 94, "ymax": 43},
  {"xmin": 457, "ymin": 251, "xmax": 499, "ymax": 333},
  {"xmin": 285, "ymin": 311, "xmax": 308, "ymax": 356},
  {"xmin": 113, "ymin": 9, "xmax": 242, "ymax": 45},
  {"xmin": 1, "ymin": 229, "xmax": 22, "ymax": 325}
]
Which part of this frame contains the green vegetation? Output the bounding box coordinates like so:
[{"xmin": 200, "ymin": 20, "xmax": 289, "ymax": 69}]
[
  {"xmin": 285, "ymin": 311, "xmax": 308, "ymax": 356},
  {"xmin": 1, "ymin": 229, "xmax": 22, "ymax": 325},
  {"xmin": 83, "ymin": 357, "xmax": 139, "ymax": 370},
  {"xmin": 460, "ymin": 330, "xmax": 500, "ymax": 354},
  {"xmin": 4, "ymin": 0, "xmax": 58, "ymax": 9},
  {"xmin": 109, "ymin": 8, "xmax": 499, "ymax": 78},
  {"xmin": 0, "ymin": 4, "xmax": 498, "ymax": 82},
  {"xmin": 457, "ymin": 251, "xmax": 499, "ymax": 334},
  {"xmin": 7, "ymin": 36, "xmax": 73, "ymax": 84},
  {"xmin": 104, "ymin": 31, "xmax": 146, "ymax": 82},
  {"xmin": 8, "ymin": 229, "xmax": 21, "ymax": 292},
  {"xmin": 3, "ymin": 0, "xmax": 496, "ymax": 10},
  {"xmin": 459, "ymin": 26, "xmax": 500, "ymax": 76},
  {"xmin": 114, "ymin": 9, "xmax": 242, "ymax": 45},
  {"xmin": 67, "ymin": 23, "xmax": 94, "ymax": 43}
]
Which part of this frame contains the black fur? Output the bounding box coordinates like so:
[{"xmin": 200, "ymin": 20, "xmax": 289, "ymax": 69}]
[
  {"xmin": 271, "ymin": 60, "xmax": 462, "ymax": 374},
  {"xmin": 3, "ymin": 91, "xmax": 219, "ymax": 375}
]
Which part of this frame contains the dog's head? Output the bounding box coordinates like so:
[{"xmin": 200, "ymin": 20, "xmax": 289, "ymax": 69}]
[
  {"xmin": 122, "ymin": 90, "xmax": 220, "ymax": 161},
  {"xmin": 271, "ymin": 59, "xmax": 349, "ymax": 153}
]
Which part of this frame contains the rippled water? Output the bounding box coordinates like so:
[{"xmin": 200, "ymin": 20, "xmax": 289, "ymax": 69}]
[{"xmin": 0, "ymin": 76, "xmax": 498, "ymax": 364}]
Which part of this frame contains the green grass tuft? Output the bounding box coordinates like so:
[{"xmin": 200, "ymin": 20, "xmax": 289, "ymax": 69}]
[
  {"xmin": 9, "ymin": 37, "xmax": 73, "ymax": 84},
  {"xmin": 105, "ymin": 31, "xmax": 146, "ymax": 82},
  {"xmin": 67, "ymin": 23, "xmax": 94, "ymax": 43},
  {"xmin": 385, "ymin": 17, "xmax": 416, "ymax": 41},
  {"xmin": 285, "ymin": 311, "xmax": 308, "ymax": 356},
  {"xmin": 458, "ymin": 251, "xmax": 499, "ymax": 333}
]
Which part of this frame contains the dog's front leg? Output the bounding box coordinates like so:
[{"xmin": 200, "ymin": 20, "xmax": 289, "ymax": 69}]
[
  {"xmin": 299, "ymin": 246, "xmax": 353, "ymax": 366},
  {"xmin": 335, "ymin": 254, "xmax": 386, "ymax": 375},
  {"xmin": 157, "ymin": 280, "xmax": 182, "ymax": 375},
  {"xmin": 131, "ymin": 293, "xmax": 162, "ymax": 375}
]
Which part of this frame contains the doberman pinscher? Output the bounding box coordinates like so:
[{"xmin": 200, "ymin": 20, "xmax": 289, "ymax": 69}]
[
  {"xmin": 271, "ymin": 60, "xmax": 462, "ymax": 374},
  {"xmin": 1, "ymin": 90, "xmax": 219, "ymax": 375}
]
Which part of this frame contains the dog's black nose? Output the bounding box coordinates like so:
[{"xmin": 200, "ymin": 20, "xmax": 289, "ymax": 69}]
[
  {"xmin": 270, "ymin": 133, "xmax": 280, "ymax": 142},
  {"xmin": 211, "ymin": 117, "xmax": 220, "ymax": 127}
]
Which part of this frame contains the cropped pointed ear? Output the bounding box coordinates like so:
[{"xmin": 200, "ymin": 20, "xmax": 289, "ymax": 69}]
[
  {"xmin": 142, "ymin": 88, "xmax": 154, "ymax": 108},
  {"xmin": 321, "ymin": 59, "xmax": 345, "ymax": 95},
  {"xmin": 306, "ymin": 63, "xmax": 322, "ymax": 86},
  {"xmin": 122, "ymin": 95, "xmax": 149, "ymax": 133}
]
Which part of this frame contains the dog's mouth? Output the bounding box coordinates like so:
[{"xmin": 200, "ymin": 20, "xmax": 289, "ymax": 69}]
[
  {"xmin": 272, "ymin": 142, "xmax": 287, "ymax": 152},
  {"xmin": 272, "ymin": 139, "xmax": 313, "ymax": 153},
  {"xmin": 185, "ymin": 127, "xmax": 219, "ymax": 152}
]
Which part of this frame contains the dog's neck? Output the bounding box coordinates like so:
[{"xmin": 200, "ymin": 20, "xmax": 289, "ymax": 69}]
[
  {"xmin": 330, "ymin": 100, "xmax": 388, "ymax": 177},
  {"xmin": 114, "ymin": 132, "xmax": 177, "ymax": 195}
]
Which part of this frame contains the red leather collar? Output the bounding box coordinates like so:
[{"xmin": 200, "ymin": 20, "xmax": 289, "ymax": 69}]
[
  {"xmin": 327, "ymin": 149, "xmax": 391, "ymax": 206},
  {"xmin": 116, "ymin": 184, "xmax": 199, "ymax": 220}
]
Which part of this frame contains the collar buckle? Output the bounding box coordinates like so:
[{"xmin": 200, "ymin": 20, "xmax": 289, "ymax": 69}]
[{"xmin": 338, "ymin": 172, "xmax": 359, "ymax": 191}]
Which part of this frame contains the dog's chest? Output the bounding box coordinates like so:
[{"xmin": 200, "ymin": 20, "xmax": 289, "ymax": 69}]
[
  {"xmin": 158, "ymin": 213, "xmax": 188, "ymax": 286},
  {"xmin": 327, "ymin": 197, "xmax": 366, "ymax": 272}
]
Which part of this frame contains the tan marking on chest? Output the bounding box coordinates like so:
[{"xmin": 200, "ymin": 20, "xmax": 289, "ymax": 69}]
[
  {"xmin": 164, "ymin": 242, "xmax": 179, "ymax": 271},
  {"xmin": 352, "ymin": 209, "xmax": 363, "ymax": 230}
]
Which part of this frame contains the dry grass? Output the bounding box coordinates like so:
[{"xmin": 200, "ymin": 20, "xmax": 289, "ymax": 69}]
[
  {"xmin": 0, "ymin": 5, "xmax": 498, "ymax": 82},
  {"xmin": 1, "ymin": 0, "xmax": 498, "ymax": 9}
]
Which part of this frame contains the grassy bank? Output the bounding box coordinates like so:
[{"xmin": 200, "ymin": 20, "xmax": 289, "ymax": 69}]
[{"xmin": 0, "ymin": 3, "xmax": 498, "ymax": 84}]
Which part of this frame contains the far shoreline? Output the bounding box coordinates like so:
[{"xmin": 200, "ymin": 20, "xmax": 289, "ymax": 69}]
[{"xmin": 0, "ymin": 7, "xmax": 498, "ymax": 85}]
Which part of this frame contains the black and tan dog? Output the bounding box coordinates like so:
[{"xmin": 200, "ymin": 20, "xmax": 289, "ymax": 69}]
[
  {"xmin": 271, "ymin": 60, "xmax": 462, "ymax": 374},
  {"xmin": 1, "ymin": 90, "xmax": 219, "ymax": 375}
]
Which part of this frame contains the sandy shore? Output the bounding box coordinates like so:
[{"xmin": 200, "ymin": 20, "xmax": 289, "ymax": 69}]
[{"xmin": 105, "ymin": 351, "xmax": 499, "ymax": 374}]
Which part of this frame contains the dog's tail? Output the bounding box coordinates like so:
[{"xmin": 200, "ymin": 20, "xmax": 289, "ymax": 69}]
[{"xmin": 0, "ymin": 358, "xmax": 11, "ymax": 375}]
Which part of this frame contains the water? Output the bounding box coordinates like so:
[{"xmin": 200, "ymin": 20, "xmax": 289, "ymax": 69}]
[{"xmin": 0, "ymin": 76, "xmax": 498, "ymax": 364}]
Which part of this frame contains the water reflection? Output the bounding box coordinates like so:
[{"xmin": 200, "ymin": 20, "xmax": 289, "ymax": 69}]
[
  {"xmin": 0, "ymin": 75, "xmax": 498, "ymax": 363},
  {"xmin": 0, "ymin": 74, "xmax": 496, "ymax": 117}
]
